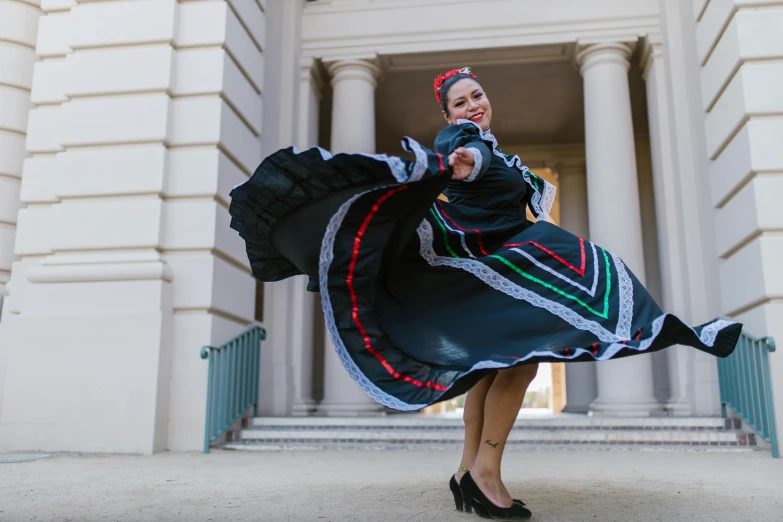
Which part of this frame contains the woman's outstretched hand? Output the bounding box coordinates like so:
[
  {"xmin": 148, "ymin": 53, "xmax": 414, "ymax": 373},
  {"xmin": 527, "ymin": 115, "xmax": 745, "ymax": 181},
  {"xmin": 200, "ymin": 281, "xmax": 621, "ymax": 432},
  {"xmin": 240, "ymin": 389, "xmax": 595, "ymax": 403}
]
[{"xmin": 448, "ymin": 147, "xmax": 475, "ymax": 180}]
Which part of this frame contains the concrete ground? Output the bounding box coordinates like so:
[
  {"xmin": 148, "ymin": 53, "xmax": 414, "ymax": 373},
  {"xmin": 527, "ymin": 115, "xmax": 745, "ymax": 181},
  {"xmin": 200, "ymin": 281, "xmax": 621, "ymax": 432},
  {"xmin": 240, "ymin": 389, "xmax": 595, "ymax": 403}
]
[{"xmin": 1, "ymin": 448, "xmax": 781, "ymax": 521}]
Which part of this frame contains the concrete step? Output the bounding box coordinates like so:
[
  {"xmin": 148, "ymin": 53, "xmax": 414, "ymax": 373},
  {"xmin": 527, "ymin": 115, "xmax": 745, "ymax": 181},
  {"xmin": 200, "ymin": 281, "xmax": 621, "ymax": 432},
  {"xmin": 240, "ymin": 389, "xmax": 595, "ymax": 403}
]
[
  {"xmin": 223, "ymin": 415, "xmax": 759, "ymax": 452},
  {"xmin": 249, "ymin": 415, "xmax": 735, "ymax": 430}
]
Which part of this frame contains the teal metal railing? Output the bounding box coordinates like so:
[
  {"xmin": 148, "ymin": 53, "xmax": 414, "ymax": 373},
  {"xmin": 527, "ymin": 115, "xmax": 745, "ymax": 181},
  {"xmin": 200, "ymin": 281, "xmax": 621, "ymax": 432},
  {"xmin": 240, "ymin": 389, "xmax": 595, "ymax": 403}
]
[
  {"xmin": 200, "ymin": 325, "xmax": 266, "ymax": 453},
  {"xmin": 717, "ymin": 331, "xmax": 778, "ymax": 458}
]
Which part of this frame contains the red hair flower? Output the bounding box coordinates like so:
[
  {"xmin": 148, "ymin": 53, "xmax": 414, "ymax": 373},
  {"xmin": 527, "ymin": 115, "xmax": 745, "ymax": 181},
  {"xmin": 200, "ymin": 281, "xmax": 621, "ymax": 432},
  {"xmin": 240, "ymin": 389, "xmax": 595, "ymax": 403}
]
[{"xmin": 433, "ymin": 66, "xmax": 476, "ymax": 106}]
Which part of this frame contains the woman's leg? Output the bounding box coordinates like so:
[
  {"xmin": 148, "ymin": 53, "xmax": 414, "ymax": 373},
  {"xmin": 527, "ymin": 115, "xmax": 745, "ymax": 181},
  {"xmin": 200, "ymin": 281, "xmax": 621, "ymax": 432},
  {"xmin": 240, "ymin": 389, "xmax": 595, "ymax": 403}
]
[
  {"xmin": 472, "ymin": 363, "xmax": 539, "ymax": 507},
  {"xmin": 456, "ymin": 372, "xmax": 497, "ymax": 482}
]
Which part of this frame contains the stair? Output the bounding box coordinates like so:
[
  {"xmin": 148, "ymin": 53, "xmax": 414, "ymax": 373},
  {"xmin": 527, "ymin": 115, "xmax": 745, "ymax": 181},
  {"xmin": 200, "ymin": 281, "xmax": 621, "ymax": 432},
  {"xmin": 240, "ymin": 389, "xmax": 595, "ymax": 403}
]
[{"xmin": 222, "ymin": 414, "xmax": 761, "ymax": 452}]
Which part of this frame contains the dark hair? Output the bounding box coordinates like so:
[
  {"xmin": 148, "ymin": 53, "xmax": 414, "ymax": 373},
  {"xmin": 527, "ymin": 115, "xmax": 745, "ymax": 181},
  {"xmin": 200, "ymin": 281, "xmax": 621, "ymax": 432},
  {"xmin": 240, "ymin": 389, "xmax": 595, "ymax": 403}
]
[{"xmin": 439, "ymin": 73, "xmax": 480, "ymax": 115}]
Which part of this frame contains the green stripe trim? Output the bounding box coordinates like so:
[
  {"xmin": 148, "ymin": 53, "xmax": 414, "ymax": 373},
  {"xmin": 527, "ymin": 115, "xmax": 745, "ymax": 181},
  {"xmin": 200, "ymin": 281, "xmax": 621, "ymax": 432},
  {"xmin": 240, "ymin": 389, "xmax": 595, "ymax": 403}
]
[
  {"xmin": 428, "ymin": 205, "xmax": 614, "ymax": 320},
  {"xmin": 601, "ymin": 247, "xmax": 611, "ymax": 317},
  {"xmin": 490, "ymin": 254, "xmax": 610, "ymax": 319},
  {"xmin": 429, "ymin": 208, "xmax": 459, "ymax": 258}
]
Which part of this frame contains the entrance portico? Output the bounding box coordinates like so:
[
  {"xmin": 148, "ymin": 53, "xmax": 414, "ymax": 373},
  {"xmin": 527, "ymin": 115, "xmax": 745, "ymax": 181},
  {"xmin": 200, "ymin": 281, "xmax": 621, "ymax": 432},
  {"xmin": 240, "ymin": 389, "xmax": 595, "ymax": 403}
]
[{"xmin": 290, "ymin": 11, "xmax": 692, "ymax": 416}]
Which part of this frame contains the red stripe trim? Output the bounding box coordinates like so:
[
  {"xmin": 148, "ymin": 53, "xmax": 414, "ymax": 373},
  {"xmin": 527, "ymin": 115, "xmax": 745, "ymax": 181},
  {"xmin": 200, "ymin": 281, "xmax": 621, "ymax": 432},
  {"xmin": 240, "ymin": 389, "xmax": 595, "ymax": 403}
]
[
  {"xmin": 346, "ymin": 186, "xmax": 448, "ymax": 392},
  {"xmin": 436, "ymin": 152, "xmax": 445, "ymax": 174},
  {"xmin": 503, "ymin": 237, "xmax": 586, "ymax": 277},
  {"xmin": 436, "ymin": 200, "xmax": 490, "ymax": 256}
]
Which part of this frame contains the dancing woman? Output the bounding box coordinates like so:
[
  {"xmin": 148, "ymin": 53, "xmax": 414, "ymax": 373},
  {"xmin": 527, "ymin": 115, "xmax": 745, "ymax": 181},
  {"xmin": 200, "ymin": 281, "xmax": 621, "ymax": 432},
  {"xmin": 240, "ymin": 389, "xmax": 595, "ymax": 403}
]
[{"xmin": 229, "ymin": 67, "xmax": 740, "ymax": 521}]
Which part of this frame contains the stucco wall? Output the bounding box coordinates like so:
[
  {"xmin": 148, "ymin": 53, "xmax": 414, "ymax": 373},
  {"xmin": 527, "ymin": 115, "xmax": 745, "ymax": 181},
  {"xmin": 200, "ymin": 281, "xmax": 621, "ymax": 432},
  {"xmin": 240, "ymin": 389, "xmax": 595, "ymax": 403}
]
[
  {"xmin": 692, "ymin": 0, "xmax": 783, "ymax": 445},
  {"xmin": 0, "ymin": 0, "xmax": 265, "ymax": 453}
]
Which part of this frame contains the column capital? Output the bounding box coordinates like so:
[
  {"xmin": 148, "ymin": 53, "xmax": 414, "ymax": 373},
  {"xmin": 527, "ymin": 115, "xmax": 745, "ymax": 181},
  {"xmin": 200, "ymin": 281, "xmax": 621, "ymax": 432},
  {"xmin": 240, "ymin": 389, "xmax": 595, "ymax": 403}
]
[
  {"xmin": 300, "ymin": 57, "xmax": 326, "ymax": 100},
  {"xmin": 575, "ymin": 42, "xmax": 634, "ymax": 76},
  {"xmin": 640, "ymin": 36, "xmax": 664, "ymax": 80},
  {"xmin": 326, "ymin": 59, "xmax": 381, "ymax": 89}
]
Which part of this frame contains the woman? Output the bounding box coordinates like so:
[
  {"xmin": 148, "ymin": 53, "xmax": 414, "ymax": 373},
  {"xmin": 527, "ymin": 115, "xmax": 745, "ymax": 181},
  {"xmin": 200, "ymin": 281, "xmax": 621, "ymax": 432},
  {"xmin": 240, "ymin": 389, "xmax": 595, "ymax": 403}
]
[{"xmin": 229, "ymin": 67, "xmax": 740, "ymax": 521}]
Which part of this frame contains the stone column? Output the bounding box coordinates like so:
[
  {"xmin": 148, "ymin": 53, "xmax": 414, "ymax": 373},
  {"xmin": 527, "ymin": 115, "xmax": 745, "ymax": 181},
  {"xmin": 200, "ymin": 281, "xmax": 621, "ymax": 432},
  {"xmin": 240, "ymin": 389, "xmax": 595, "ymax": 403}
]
[
  {"xmin": 641, "ymin": 38, "xmax": 692, "ymax": 416},
  {"xmin": 576, "ymin": 43, "xmax": 661, "ymax": 416},
  {"xmin": 328, "ymin": 60, "xmax": 379, "ymax": 152},
  {"xmin": 290, "ymin": 58, "xmax": 325, "ymax": 416},
  {"xmin": 557, "ymin": 164, "xmax": 598, "ymax": 414},
  {"xmin": 318, "ymin": 59, "xmax": 384, "ymax": 416}
]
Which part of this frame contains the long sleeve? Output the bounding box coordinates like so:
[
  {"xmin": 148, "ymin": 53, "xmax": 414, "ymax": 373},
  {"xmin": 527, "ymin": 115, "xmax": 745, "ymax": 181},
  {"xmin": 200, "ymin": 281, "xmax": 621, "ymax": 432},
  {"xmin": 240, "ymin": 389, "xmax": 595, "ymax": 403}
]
[{"xmin": 434, "ymin": 123, "xmax": 491, "ymax": 182}]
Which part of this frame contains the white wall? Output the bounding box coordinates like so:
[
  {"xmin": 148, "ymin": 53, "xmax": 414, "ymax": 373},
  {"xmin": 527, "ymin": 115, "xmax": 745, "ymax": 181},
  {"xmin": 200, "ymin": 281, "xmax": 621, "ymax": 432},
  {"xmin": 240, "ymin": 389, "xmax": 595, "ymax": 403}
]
[
  {"xmin": 0, "ymin": 0, "xmax": 264, "ymax": 453},
  {"xmin": 0, "ymin": 0, "xmax": 41, "ymax": 421},
  {"xmin": 692, "ymin": 0, "xmax": 783, "ymax": 442}
]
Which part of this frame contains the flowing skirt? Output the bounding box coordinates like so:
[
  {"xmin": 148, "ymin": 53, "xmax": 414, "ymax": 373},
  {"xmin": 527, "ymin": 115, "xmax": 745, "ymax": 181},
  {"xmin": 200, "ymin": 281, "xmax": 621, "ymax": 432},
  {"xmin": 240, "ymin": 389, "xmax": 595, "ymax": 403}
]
[{"xmin": 229, "ymin": 139, "xmax": 741, "ymax": 411}]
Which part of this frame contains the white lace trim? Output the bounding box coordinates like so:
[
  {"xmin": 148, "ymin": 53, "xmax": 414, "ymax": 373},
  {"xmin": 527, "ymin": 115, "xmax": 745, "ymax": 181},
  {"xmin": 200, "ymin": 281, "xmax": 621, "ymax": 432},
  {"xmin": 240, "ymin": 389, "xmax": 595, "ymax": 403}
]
[
  {"xmin": 455, "ymin": 119, "xmax": 555, "ymax": 220},
  {"xmin": 431, "ymin": 203, "xmax": 475, "ymax": 258},
  {"xmin": 319, "ymin": 186, "xmax": 428, "ymax": 411},
  {"xmin": 316, "ymin": 146, "xmax": 333, "ymax": 161},
  {"xmin": 699, "ymin": 319, "xmax": 735, "ymax": 346},
  {"xmin": 611, "ymin": 253, "xmax": 634, "ymax": 339},
  {"xmin": 463, "ymin": 147, "xmax": 483, "ymax": 182},
  {"xmin": 401, "ymin": 137, "xmax": 428, "ymax": 182},
  {"xmin": 358, "ymin": 153, "xmax": 408, "ymax": 183},
  {"xmin": 233, "ymin": 141, "xmax": 419, "ymax": 190},
  {"xmin": 507, "ymin": 241, "xmax": 599, "ymax": 297},
  {"xmin": 294, "ymin": 143, "xmax": 412, "ymax": 183}
]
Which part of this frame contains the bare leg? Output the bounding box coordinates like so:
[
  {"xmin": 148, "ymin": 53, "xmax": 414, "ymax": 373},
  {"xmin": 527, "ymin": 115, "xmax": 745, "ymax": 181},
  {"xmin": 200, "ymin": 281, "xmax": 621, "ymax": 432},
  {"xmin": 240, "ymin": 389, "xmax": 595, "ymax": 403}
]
[
  {"xmin": 456, "ymin": 372, "xmax": 497, "ymax": 483},
  {"xmin": 472, "ymin": 363, "xmax": 539, "ymax": 507}
]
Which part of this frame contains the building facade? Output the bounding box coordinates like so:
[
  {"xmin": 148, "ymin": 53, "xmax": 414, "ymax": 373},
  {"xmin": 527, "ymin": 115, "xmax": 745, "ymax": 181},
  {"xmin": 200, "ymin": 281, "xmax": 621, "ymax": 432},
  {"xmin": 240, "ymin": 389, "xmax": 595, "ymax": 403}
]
[{"xmin": 0, "ymin": 0, "xmax": 781, "ymax": 453}]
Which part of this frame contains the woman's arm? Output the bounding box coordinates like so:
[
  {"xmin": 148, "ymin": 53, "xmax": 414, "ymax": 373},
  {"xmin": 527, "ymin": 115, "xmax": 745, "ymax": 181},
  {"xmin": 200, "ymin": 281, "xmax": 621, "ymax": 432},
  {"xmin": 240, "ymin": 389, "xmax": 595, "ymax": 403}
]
[
  {"xmin": 448, "ymin": 147, "xmax": 477, "ymax": 180},
  {"xmin": 434, "ymin": 123, "xmax": 491, "ymax": 182}
]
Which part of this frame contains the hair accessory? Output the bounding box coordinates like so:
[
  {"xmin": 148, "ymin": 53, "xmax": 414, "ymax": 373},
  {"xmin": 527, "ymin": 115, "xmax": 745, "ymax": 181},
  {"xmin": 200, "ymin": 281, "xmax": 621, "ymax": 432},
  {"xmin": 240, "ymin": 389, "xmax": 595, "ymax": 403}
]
[{"xmin": 433, "ymin": 66, "xmax": 476, "ymax": 106}]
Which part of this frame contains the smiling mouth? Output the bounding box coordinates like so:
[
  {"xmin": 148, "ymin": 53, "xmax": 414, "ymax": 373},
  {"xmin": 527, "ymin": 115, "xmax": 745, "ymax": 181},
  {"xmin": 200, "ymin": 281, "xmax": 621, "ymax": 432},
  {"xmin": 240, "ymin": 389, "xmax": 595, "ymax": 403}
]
[{"xmin": 469, "ymin": 113, "xmax": 484, "ymax": 122}]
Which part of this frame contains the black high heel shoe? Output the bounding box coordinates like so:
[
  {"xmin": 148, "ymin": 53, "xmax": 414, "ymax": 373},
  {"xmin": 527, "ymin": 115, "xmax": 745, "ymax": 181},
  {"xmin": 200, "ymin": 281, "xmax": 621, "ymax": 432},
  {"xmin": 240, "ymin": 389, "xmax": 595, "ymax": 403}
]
[
  {"xmin": 459, "ymin": 471, "xmax": 532, "ymax": 521},
  {"xmin": 449, "ymin": 474, "xmax": 465, "ymax": 512},
  {"xmin": 450, "ymin": 469, "xmax": 527, "ymax": 513}
]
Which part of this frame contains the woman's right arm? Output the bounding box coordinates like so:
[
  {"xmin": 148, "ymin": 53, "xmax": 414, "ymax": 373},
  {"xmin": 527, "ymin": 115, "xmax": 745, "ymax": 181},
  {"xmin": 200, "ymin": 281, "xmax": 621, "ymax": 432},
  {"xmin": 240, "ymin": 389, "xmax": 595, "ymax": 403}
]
[{"xmin": 434, "ymin": 123, "xmax": 491, "ymax": 182}]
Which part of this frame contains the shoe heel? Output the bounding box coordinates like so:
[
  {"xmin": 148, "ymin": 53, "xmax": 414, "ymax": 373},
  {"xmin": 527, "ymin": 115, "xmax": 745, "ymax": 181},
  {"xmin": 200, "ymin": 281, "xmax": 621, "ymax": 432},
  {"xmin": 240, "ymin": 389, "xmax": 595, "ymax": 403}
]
[
  {"xmin": 448, "ymin": 475, "xmax": 464, "ymax": 512},
  {"xmin": 451, "ymin": 488, "xmax": 463, "ymax": 512},
  {"xmin": 462, "ymin": 488, "xmax": 474, "ymax": 514}
]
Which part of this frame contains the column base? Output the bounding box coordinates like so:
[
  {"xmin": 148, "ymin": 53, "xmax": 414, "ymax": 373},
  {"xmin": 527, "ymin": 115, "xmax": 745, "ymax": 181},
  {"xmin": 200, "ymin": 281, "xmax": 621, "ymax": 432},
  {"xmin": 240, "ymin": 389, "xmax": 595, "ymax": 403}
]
[
  {"xmin": 316, "ymin": 401, "xmax": 386, "ymax": 417},
  {"xmin": 292, "ymin": 399, "xmax": 318, "ymax": 417},
  {"xmin": 664, "ymin": 397, "xmax": 692, "ymax": 417},
  {"xmin": 589, "ymin": 398, "xmax": 664, "ymax": 417},
  {"xmin": 561, "ymin": 403, "xmax": 591, "ymax": 414}
]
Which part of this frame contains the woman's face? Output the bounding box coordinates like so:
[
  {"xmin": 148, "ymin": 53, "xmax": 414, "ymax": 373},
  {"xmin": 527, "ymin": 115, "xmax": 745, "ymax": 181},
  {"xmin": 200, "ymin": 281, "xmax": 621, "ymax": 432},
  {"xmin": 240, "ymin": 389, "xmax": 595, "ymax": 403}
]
[{"xmin": 443, "ymin": 78, "xmax": 492, "ymax": 131}]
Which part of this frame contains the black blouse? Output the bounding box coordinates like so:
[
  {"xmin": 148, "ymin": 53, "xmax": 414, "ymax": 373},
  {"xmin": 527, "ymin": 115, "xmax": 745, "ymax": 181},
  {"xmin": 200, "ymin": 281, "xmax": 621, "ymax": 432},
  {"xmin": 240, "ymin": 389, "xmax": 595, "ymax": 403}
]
[{"xmin": 433, "ymin": 120, "xmax": 554, "ymax": 221}]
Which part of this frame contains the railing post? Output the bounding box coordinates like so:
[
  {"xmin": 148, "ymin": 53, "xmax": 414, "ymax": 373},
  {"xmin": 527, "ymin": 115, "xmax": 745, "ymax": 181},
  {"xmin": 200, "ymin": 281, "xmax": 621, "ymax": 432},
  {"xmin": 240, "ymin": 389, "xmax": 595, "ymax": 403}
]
[
  {"xmin": 717, "ymin": 331, "xmax": 779, "ymax": 458},
  {"xmin": 201, "ymin": 347, "xmax": 214, "ymax": 454},
  {"xmin": 200, "ymin": 325, "xmax": 266, "ymax": 453},
  {"xmin": 761, "ymin": 338, "xmax": 779, "ymax": 458}
]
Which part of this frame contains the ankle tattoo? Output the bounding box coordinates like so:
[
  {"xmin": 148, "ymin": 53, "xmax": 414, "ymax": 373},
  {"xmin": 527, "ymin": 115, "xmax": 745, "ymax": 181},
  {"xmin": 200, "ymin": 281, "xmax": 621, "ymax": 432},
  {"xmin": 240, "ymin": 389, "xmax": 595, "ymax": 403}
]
[
  {"xmin": 484, "ymin": 439, "xmax": 499, "ymax": 449},
  {"xmin": 459, "ymin": 466, "xmax": 470, "ymax": 473}
]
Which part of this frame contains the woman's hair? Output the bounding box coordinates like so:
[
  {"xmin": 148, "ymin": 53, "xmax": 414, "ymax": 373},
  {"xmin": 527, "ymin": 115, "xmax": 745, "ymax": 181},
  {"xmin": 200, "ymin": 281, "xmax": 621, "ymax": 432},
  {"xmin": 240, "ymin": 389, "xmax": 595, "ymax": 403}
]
[{"xmin": 438, "ymin": 73, "xmax": 479, "ymax": 115}]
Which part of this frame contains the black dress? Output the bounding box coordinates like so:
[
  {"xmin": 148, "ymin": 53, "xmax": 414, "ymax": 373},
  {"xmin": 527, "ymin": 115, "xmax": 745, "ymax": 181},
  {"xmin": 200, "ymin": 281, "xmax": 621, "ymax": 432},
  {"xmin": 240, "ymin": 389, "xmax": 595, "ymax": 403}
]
[{"xmin": 229, "ymin": 119, "xmax": 741, "ymax": 411}]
